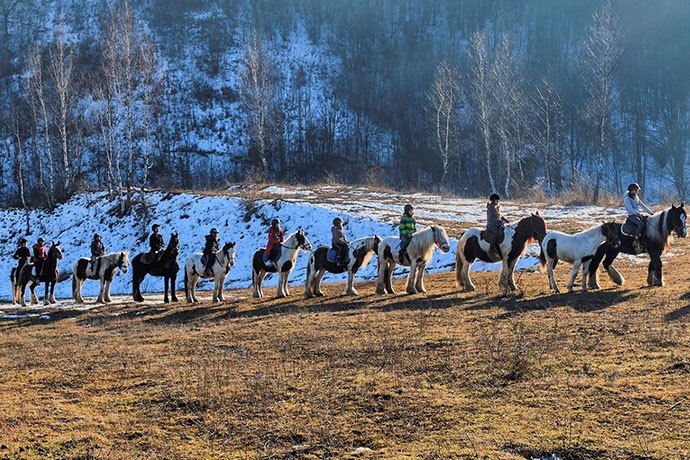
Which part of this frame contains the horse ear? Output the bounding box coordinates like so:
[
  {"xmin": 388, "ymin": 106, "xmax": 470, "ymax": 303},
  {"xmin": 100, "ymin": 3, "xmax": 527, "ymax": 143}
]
[
  {"xmin": 535, "ymin": 211, "xmax": 540, "ymax": 216},
  {"xmin": 681, "ymin": 202, "xmax": 685, "ymax": 208}
]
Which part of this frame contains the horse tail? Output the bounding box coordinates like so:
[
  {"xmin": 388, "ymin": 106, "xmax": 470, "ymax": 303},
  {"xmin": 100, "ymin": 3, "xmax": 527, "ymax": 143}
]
[
  {"xmin": 184, "ymin": 268, "xmax": 189, "ymax": 298},
  {"xmin": 538, "ymin": 245, "xmax": 547, "ymax": 272},
  {"xmin": 71, "ymin": 272, "xmax": 77, "ymax": 299},
  {"xmin": 455, "ymin": 239, "xmax": 464, "ymax": 287}
]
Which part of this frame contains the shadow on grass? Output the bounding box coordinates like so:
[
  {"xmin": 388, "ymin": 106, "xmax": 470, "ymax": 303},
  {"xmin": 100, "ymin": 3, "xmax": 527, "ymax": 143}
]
[
  {"xmin": 467, "ymin": 288, "xmax": 640, "ymax": 320},
  {"xmin": 665, "ymin": 304, "xmax": 690, "ymax": 321}
]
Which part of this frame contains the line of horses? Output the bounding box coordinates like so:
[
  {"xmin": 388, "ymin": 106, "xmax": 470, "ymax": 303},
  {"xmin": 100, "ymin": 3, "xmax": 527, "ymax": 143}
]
[{"xmin": 8, "ymin": 204, "xmax": 687, "ymax": 307}]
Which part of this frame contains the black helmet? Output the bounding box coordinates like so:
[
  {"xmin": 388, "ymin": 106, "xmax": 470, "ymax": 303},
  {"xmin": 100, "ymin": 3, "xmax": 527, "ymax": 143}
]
[
  {"xmin": 490, "ymin": 193, "xmax": 501, "ymax": 201},
  {"xmin": 210, "ymin": 227, "xmax": 219, "ymax": 234},
  {"xmin": 94, "ymin": 233, "xmax": 100, "ymax": 239},
  {"xmin": 152, "ymin": 223, "xmax": 160, "ymax": 230},
  {"xmin": 404, "ymin": 204, "xmax": 414, "ymax": 213},
  {"xmin": 271, "ymin": 218, "xmax": 281, "ymax": 227},
  {"xmin": 333, "ymin": 217, "xmax": 343, "ymax": 226},
  {"xmin": 37, "ymin": 237, "xmax": 44, "ymax": 243},
  {"xmin": 18, "ymin": 237, "xmax": 27, "ymax": 245},
  {"xmin": 627, "ymin": 183, "xmax": 641, "ymax": 193}
]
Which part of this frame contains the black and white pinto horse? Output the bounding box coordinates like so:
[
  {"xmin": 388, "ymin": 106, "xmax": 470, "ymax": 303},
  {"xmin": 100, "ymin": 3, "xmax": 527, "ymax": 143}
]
[
  {"xmin": 252, "ymin": 230, "xmax": 312, "ymax": 298},
  {"xmin": 132, "ymin": 233, "xmax": 180, "ymax": 303},
  {"xmin": 14, "ymin": 242, "xmax": 63, "ymax": 306},
  {"xmin": 184, "ymin": 242, "xmax": 236, "ymax": 303},
  {"xmin": 456, "ymin": 213, "xmax": 547, "ymax": 294},
  {"xmin": 539, "ymin": 222, "xmax": 620, "ymax": 293},
  {"xmin": 305, "ymin": 235, "xmax": 381, "ymax": 298},
  {"xmin": 72, "ymin": 251, "xmax": 130, "ymax": 304},
  {"xmin": 588, "ymin": 204, "xmax": 687, "ymax": 288},
  {"xmin": 376, "ymin": 225, "xmax": 451, "ymax": 295}
]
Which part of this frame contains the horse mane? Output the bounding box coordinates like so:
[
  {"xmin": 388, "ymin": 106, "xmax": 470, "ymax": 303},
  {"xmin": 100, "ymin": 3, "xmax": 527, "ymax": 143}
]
[
  {"xmin": 411, "ymin": 226, "xmax": 437, "ymax": 261},
  {"xmin": 351, "ymin": 235, "xmax": 378, "ymax": 268}
]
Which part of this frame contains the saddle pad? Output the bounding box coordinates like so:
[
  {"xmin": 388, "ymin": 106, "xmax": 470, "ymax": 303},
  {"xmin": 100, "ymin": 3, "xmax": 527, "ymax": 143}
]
[
  {"xmin": 480, "ymin": 229, "xmax": 505, "ymax": 245},
  {"xmin": 327, "ymin": 248, "xmax": 338, "ymax": 263},
  {"xmin": 621, "ymin": 218, "xmax": 639, "ymax": 237}
]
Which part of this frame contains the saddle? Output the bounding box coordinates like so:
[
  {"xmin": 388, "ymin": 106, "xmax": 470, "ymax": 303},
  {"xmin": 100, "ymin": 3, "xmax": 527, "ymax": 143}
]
[
  {"xmin": 141, "ymin": 251, "xmax": 162, "ymax": 265},
  {"xmin": 327, "ymin": 247, "xmax": 350, "ymax": 267},
  {"xmin": 621, "ymin": 216, "xmax": 647, "ymax": 238},
  {"xmin": 201, "ymin": 253, "xmax": 216, "ymax": 266},
  {"xmin": 480, "ymin": 227, "xmax": 505, "ymax": 246},
  {"xmin": 262, "ymin": 246, "xmax": 283, "ymax": 266}
]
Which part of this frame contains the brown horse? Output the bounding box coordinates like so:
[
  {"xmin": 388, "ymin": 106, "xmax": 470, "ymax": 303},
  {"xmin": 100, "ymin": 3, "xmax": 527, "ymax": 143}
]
[{"xmin": 16, "ymin": 242, "xmax": 63, "ymax": 306}]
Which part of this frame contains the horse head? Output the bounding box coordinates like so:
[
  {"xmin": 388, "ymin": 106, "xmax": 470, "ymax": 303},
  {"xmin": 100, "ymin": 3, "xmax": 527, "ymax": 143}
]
[
  {"xmin": 118, "ymin": 251, "xmax": 130, "ymax": 273},
  {"xmin": 223, "ymin": 242, "xmax": 236, "ymax": 268},
  {"xmin": 50, "ymin": 241, "xmax": 64, "ymax": 260},
  {"xmin": 670, "ymin": 203, "xmax": 687, "ymax": 238},
  {"xmin": 432, "ymin": 225, "xmax": 451, "ymax": 253},
  {"xmin": 373, "ymin": 235, "xmax": 382, "ymax": 254},
  {"xmin": 295, "ymin": 229, "xmax": 313, "ymax": 251},
  {"xmin": 602, "ymin": 221, "xmax": 621, "ymax": 248},
  {"xmin": 168, "ymin": 233, "xmax": 180, "ymax": 253},
  {"xmin": 528, "ymin": 212, "xmax": 548, "ymax": 242}
]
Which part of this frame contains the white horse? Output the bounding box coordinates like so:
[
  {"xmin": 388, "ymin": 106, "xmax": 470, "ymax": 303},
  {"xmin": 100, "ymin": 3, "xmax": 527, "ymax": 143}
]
[
  {"xmin": 376, "ymin": 225, "xmax": 451, "ymax": 295},
  {"xmin": 456, "ymin": 214, "xmax": 547, "ymax": 295},
  {"xmin": 539, "ymin": 222, "xmax": 620, "ymax": 293},
  {"xmin": 184, "ymin": 242, "xmax": 236, "ymax": 303},
  {"xmin": 72, "ymin": 252, "xmax": 130, "ymax": 304},
  {"xmin": 252, "ymin": 229, "xmax": 312, "ymax": 298},
  {"xmin": 305, "ymin": 235, "xmax": 381, "ymax": 298}
]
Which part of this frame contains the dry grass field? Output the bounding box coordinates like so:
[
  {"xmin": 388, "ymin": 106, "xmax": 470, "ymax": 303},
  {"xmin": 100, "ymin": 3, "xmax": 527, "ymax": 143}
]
[{"xmin": 2, "ymin": 249, "xmax": 690, "ymax": 459}]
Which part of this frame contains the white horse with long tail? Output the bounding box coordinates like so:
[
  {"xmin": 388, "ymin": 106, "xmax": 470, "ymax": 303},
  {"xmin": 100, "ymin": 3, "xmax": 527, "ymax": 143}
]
[
  {"xmin": 72, "ymin": 251, "xmax": 130, "ymax": 303},
  {"xmin": 252, "ymin": 229, "xmax": 312, "ymax": 298},
  {"xmin": 376, "ymin": 225, "xmax": 451, "ymax": 295},
  {"xmin": 184, "ymin": 242, "xmax": 236, "ymax": 303},
  {"xmin": 539, "ymin": 222, "xmax": 620, "ymax": 293}
]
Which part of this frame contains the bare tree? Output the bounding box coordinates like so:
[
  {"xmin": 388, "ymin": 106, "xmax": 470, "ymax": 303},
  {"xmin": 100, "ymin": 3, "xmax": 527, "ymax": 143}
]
[
  {"xmin": 239, "ymin": 28, "xmax": 277, "ymax": 179},
  {"xmin": 427, "ymin": 60, "xmax": 460, "ymax": 186},
  {"xmin": 580, "ymin": 1, "xmax": 624, "ymax": 204},
  {"xmin": 532, "ymin": 79, "xmax": 565, "ymax": 191}
]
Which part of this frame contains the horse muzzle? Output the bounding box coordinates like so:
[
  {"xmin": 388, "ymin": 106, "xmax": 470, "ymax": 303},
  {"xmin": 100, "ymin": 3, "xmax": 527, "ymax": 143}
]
[{"xmin": 440, "ymin": 243, "xmax": 451, "ymax": 253}]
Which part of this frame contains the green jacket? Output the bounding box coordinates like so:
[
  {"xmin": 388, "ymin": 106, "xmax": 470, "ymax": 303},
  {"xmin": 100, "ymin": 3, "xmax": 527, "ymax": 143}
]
[{"xmin": 399, "ymin": 214, "xmax": 416, "ymax": 237}]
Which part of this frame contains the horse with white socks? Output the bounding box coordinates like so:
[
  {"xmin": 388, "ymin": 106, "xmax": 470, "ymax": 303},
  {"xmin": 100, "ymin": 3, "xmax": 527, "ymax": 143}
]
[
  {"xmin": 252, "ymin": 229, "xmax": 312, "ymax": 298},
  {"xmin": 72, "ymin": 251, "xmax": 130, "ymax": 303},
  {"xmin": 184, "ymin": 242, "xmax": 236, "ymax": 303},
  {"xmin": 376, "ymin": 225, "xmax": 451, "ymax": 295}
]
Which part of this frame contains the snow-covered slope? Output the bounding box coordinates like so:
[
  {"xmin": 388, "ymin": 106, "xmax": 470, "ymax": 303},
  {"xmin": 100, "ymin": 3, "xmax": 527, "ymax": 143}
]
[{"xmin": 0, "ymin": 185, "xmax": 631, "ymax": 301}]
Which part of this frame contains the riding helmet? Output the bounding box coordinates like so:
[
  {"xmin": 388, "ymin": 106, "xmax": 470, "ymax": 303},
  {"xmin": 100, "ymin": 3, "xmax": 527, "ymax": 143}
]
[
  {"xmin": 333, "ymin": 217, "xmax": 343, "ymax": 226},
  {"xmin": 210, "ymin": 227, "xmax": 219, "ymax": 234},
  {"xmin": 18, "ymin": 237, "xmax": 27, "ymax": 245},
  {"xmin": 404, "ymin": 204, "xmax": 414, "ymax": 213},
  {"xmin": 627, "ymin": 183, "xmax": 641, "ymax": 192},
  {"xmin": 94, "ymin": 233, "xmax": 100, "ymax": 239},
  {"xmin": 152, "ymin": 223, "xmax": 160, "ymax": 230},
  {"xmin": 37, "ymin": 237, "xmax": 44, "ymax": 243},
  {"xmin": 490, "ymin": 193, "xmax": 501, "ymax": 201},
  {"xmin": 271, "ymin": 218, "xmax": 281, "ymax": 227}
]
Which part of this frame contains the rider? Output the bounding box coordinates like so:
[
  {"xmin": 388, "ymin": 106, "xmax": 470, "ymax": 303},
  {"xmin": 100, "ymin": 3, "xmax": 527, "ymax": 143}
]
[
  {"xmin": 331, "ymin": 217, "xmax": 349, "ymax": 266},
  {"xmin": 203, "ymin": 228, "xmax": 220, "ymax": 276},
  {"xmin": 399, "ymin": 204, "xmax": 416, "ymax": 264},
  {"xmin": 13, "ymin": 237, "xmax": 31, "ymax": 274},
  {"xmin": 33, "ymin": 237, "xmax": 47, "ymax": 276},
  {"xmin": 486, "ymin": 193, "xmax": 509, "ymax": 256},
  {"xmin": 148, "ymin": 224, "xmax": 165, "ymax": 260},
  {"xmin": 265, "ymin": 218, "xmax": 285, "ymax": 269},
  {"xmin": 625, "ymin": 183, "xmax": 653, "ymax": 244},
  {"xmin": 90, "ymin": 233, "xmax": 106, "ymax": 272}
]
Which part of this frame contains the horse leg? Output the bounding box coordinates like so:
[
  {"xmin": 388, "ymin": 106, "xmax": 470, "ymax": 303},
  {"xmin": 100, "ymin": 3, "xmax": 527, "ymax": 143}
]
[
  {"xmin": 415, "ymin": 261, "xmax": 427, "ymax": 293},
  {"xmin": 385, "ymin": 261, "xmax": 395, "ymax": 294},
  {"xmin": 462, "ymin": 258, "xmax": 476, "ymax": 292},
  {"xmin": 170, "ymin": 273, "xmax": 178, "ymax": 303},
  {"xmin": 191, "ymin": 275, "xmax": 201, "ymax": 303},
  {"xmin": 498, "ymin": 259, "xmax": 509, "ymax": 293},
  {"xmin": 376, "ymin": 261, "xmax": 387, "ymax": 295},
  {"xmin": 97, "ymin": 279, "xmax": 105, "ymax": 303},
  {"xmin": 602, "ymin": 250, "xmax": 624, "ymax": 286},
  {"xmin": 547, "ymin": 257, "xmax": 560, "ymax": 294},
  {"xmin": 30, "ymin": 282, "xmax": 38, "ymax": 304},
  {"xmin": 581, "ymin": 260, "xmax": 592, "ymax": 292},
  {"xmin": 648, "ymin": 250, "xmax": 663, "ymax": 286},
  {"xmin": 218, "ymin": 275, "xmax": 226, "ymax": 301},
  {"xmin": 104, "ymin": 280, "xmax": 113, "ymax": 303},
  {"xmin": 284, "ymin": 271, "xmax": 292, "ymax": 297},
  {"xmin": 49, "ymin": 282, "xmax": 57, "ymax": 304},
  {"xmin": 20, "ymin": 282, "xmax": 28, "ymax": 307},
  {"xmin": 346, "ymin": 271, "xmax": 358, "ymax": 296},
  {"xmin": 212, "ymin": 276, "xmax": 219, "ymax": 302},
  {"xmin": 314, "ymin": 269, "xmax": 326, "ymax": 297},
  {"xmin": 305, "ymin": 264, "xmax": 314, "ymax": 298},
  {"xmin": 252, "ymin": 269, "xmax": 261, "ymax": 298},
  {"xmin": 567, "ymin": 260, "xmax": 581, "ymax": 293},
  {"xmin": 277, "ymin": 272, "xmax": 286, "ymax": 298},
  {"xmin": 43, "ymin": 282, "xmax": 50, "ymax": 306},
  {"xmin": 507, "ymin": 258, "xmax": 519, "ymax": 291}
]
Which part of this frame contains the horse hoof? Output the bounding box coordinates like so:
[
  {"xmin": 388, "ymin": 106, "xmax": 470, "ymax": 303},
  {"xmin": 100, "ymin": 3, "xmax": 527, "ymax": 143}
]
[
  {"xmin": 164, "ymin": 298, "xmax": 170, "ymax": 304},
  {"xmin": 315, "ymin": 292, "xmax": 325, "ymax": 297},
  {"xmin": 171, "ymin": 297, "xmax": 179, "ymax": 303}
]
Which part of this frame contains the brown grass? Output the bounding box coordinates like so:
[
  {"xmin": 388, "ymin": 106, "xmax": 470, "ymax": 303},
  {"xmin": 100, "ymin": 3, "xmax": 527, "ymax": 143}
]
[{"xmin": 2, "ymin": 241, "xmax": 690, "ymax": 459}]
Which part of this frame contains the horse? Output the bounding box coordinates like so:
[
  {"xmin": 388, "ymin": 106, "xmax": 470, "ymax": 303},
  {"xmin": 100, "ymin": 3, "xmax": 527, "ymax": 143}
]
[
  {"xmin": 376, "ymin": 225, "xmax": 451, "ymax": 295},
  {"xmin": 539, "ymin": 222, "xmax": 620, "ymax": 293},
  {"xmin": 252, "ymin": 229, "xmax": 312, "ymax": 298},
  {"xmin": 72, "ymin": 251, "xmax": 130, "ymax": 304},
  {"xmin": 15, "ymin": 242, "xmax": 63, "ymax": 306},
  {"xmin": 305, "ymin": 235, "xmax": 381, "ymax": 298},
  {"xmin": 132, "ymin": 233, "xmax": 180, "ymax": 303},
  {"xmin": 588, "ymin": 204, "xmax": 687, "ymax": 288},
  {"xmin": 184, "ymin": 242, "xmax": 236, "ymax": 303},
  {"xmin": 456, "ymin": 213, "xmax": 547, "ymax": 294}
]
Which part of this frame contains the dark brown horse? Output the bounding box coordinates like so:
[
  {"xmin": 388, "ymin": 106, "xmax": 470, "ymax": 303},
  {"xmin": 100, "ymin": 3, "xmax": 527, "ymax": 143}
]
[
  {"xmin": 16, "ymin": 242, "xmax": 63, "ymax": 306},
  {"xmin": 132, "ymin": 233, "xmax": 180, "ymax": 303}
]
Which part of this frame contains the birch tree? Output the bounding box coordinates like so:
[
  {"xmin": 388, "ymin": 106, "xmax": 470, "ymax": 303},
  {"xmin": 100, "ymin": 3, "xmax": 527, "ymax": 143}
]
[{"xmin": 427, "ymin": 60, "xmax": 460, "ymax": 186}]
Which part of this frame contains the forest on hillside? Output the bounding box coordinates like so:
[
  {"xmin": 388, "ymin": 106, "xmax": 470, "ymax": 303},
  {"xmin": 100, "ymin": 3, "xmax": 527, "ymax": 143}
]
[{"xmin": 0, "ymin": 0, "xmax": 688, "ymax": 210}]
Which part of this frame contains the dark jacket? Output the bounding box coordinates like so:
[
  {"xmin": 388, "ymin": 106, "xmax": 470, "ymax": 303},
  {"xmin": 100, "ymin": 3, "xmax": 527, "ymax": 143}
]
[
  {"xmin": 149, "ymin": 233, "xmax": 165, "ymax": 252},
  {"xmin": 203, "ymin": 234, "xmax": 219, "ymax": 255},
  {"xmin": 331, "ymin": 226, "xmax": 347, "ymax": 247},
  {"xmin": 487, "ymin": 203, "xmax": 508, "ymax": 230},
  {"xmin": 91, "ymin": 239, "xmax": 105, "ymax": 258},
  {"xmin": 13, "ymin": 247, "xmax": 31, "ymax": 262}
]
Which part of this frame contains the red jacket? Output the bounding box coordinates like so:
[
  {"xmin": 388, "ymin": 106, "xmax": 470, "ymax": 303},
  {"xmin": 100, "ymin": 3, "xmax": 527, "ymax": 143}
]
[
  {"xmin": 266, "ymin": 227, "xmax": 284, "ymax": 254},
  {"xmin": 33, "ymin": 243, "xmax": 46, "ymax": 261}
]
